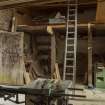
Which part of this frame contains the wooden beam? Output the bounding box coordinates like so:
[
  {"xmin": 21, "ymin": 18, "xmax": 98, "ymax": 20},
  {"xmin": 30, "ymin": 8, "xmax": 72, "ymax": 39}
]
[
  {"xmin": 0, "ymin": 0, "xmax": 97, "ymax": 6},
  {"xmin": 17, "ymin": 23, "xmax": 105, "ymax": 33},
  {"xmin": 0, "ymin": 0, "xmax": 65, "ymax": 9},
  {"xmin": 32, "ymin": 0, "xmax": 97, "ymax": 6},
  {"xmin": 17, "ymin": 25, "xmax": 47, "ymax": 33},
  {"xmin": 88, "ymin": 23, "xmax": 93, "ymax": 88},
  {"xmin": 0, "ymin": 0, "xmax": 97, "ymax": 9},
  {"xmin": 0, "ymin": 0, "xmax": 38, "ymax": 6},
  {"xmin": 0, "ymin": 0, "xmax": 64, "ymax": 6},
  {"xmin": 17, "ymin": 23, "xmax": 90, "ymax": 32}
]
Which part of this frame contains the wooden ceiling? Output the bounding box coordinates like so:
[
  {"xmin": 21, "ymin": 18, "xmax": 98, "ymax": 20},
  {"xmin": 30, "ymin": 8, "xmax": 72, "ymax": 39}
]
[{"xmin": 0, "ymin": 0, "xmax": 97, "ymax": 9}]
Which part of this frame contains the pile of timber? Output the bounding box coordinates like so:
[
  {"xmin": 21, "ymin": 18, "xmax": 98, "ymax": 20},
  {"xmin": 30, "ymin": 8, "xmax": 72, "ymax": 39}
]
[{"xmin": 0, "ymin": 9, "xmax": 45, "ymax": 85}]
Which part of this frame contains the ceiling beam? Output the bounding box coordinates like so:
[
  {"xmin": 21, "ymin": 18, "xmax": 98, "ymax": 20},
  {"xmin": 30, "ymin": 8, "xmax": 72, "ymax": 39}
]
[
  {"xmin": 0, "ymin": 0, "xmax": 64, "ymax": 6},
  {"xmin": 0, "ymin": 0, "xmax": 38, "ymax": 5},
  {"xmin": 0, "ymin": 0, "xmax": 65, "ymax": 9},
  {"xmin": 0, "ymin": 0, "xmax": 97, "ymax": 9}
]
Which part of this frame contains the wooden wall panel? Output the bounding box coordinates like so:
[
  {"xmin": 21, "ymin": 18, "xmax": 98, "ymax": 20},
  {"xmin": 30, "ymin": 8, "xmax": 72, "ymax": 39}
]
[
  {"xmin": 15, "ymin": 12, "xmax": 34, "ymax": 26},
  {"xmin": 0, "ymin": 32, "xmax": 25, "ymax": 85},
  {"xmin": 0, "ymin": 9, "xmax": 13, "ymax": 31},
  {"xmin": 96, "ymin": 1, "xmax": 105, "ymax": 23}
]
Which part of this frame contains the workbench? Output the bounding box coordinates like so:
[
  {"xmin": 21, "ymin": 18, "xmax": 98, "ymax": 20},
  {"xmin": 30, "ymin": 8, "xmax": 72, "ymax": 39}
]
[{"xmin": 0, "ymin": 78, "xmax": 85, "ymax": 105}]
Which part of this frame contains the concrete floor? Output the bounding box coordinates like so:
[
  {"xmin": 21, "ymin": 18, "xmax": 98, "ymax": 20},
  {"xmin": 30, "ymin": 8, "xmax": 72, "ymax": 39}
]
[
  {"xmin": 70, "ymin": 85, "xmax": 105, "ymax": 105},
  {"xmin": 0, "ymin": 94, "xmax": 25, "ymax": 105}
]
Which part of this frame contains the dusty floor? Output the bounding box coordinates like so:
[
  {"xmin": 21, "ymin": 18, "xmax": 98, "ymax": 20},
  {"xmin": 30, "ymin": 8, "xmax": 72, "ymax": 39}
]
[
  {"xmin": 0, "ymin": 94, "xmax": 25, "ymax": 105},
  {"xmin": 70, "ymin": 85, "xmax": 105, "ymax": 105},
  {"xmin": 0, "ymin": 86, "xmax": 105, "ymax": 105}
]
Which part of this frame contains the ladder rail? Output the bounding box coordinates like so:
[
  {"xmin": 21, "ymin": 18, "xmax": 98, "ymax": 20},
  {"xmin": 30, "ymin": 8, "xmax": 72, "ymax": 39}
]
[
  {"xmin": 63, "ymin": 0, "xmax": 70, "ymax": 80},
  {"xmin": 73, "ymin": 0, "xmax": 78, "ymax": 88},
  {"xmin": 63, "ymin": 0, "xmax": 78, "ymax": 89}
]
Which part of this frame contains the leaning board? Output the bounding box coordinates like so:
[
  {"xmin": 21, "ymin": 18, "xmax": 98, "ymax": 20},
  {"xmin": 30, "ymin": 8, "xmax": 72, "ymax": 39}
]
[{"xmin": 0, "ymin": 32, "xmax": 25, "ymax": 85}]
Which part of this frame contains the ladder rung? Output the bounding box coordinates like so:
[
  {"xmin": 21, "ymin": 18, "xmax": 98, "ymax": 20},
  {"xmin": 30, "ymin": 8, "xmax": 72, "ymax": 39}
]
[
  {"xmin": 69, "ymin": 9, "xmax": 75, "ymax": 11},
  {"xmin": 66, "ymin": 66, "xmax": 73, "ymax": 68},
  {"xmin": 68, "ymin": 3, "xmax": 77, "ymax": 6},
  {"xmin": 67, "ymin": 38, "xmax": 74, "ymax": 40},
  {"xmin": 66, "ymin": 58, "xmax": 74, "ymax": 61},
  {"xmin": 68, "ymin": 25, "xmax": 75, "ymax": 28},
  {"xmin": 68, "ymin": 20, "xmax": 75, "ymax": 22},
  {"xmin": 68, "ymin": 19, "xmax": 75, "ymax": 21},
  {"xmin": 68, "ymin": 32, "xmax": 75, "ymax": 34},
  {"xmin": 69, "ymin": 14, "xmax": 75, "ymax": 17},
  {"xmin": 67, "ymin": 44, "xmax": 74, "ymax": 46},
  {"xmin": 66, "ymin": 73, "xmax": 73, "ymax": 76},
  {"xmin": 67, "ymin": 51, "xmax": 74, "ymax": 53}
]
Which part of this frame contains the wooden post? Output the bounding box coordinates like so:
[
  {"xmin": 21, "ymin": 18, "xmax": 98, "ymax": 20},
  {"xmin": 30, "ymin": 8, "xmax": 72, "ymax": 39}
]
[
  {"xmin": 55, "ymin": 63, "xmax": 61, "ymax": 80},
  {"xmin": 11, "ymin": 9, "xmax": 17, "ymax": 32},
  {"xmin": 47, "ymin": 26, "xmax": 56, "ymax": 78},
  {"xmin": 88, "ymin": 23, "xmax": 93, "ymax": 88},
  {"xmin": 51, "ymin": 33, "xmax": 56, "ymax": 78}
]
